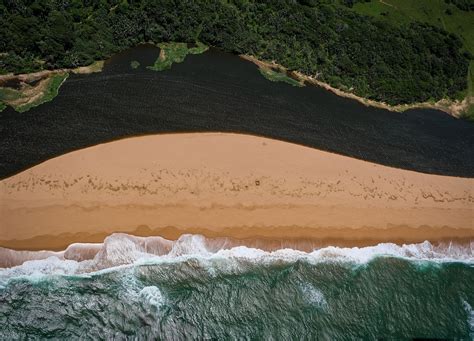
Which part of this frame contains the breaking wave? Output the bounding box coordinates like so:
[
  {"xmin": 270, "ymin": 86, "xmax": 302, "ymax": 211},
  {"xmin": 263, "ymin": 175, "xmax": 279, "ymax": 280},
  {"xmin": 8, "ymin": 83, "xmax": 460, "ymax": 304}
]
[
  {"xmin": 1, "ymin": 233, "xmax": 473, "ymax": 339},
  {"xmin": 1, "ymin": 233, "xmax": 473, "ymax": 281}
]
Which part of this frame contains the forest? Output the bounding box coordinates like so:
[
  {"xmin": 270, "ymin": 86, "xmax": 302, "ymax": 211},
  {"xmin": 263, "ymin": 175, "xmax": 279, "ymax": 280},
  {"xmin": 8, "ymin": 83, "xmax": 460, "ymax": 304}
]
[
  {"xmin": 444, "ymin": 0, "xmax": 474, "ymax": 12},
  {"xmin": 0, "ymin": 0, "xmax": 471, "ymax": 105}
]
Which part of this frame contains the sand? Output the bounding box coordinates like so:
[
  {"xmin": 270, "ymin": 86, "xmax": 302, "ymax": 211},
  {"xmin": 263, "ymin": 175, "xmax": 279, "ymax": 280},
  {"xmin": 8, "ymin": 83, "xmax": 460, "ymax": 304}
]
[{"xmin": 1, "ymin": 133, "xmax": 472, "ymax": 250}]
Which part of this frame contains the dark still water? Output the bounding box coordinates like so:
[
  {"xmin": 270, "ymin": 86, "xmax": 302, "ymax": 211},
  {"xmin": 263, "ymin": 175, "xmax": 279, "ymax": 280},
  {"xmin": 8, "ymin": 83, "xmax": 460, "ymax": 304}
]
[{"xmin": 1, "ymin": 44, "xmax": 473, "ymax": 179}]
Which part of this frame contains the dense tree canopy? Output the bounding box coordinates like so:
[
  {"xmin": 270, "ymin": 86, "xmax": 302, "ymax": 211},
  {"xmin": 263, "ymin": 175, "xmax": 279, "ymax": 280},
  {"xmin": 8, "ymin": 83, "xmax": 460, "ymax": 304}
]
[
  {"xmin": 0, "ymin": 0, "xmax": 470, "ymax": 105},
  {"xmin": 444, "ymin": 0, "xmax": 474, "ymax": 11}
]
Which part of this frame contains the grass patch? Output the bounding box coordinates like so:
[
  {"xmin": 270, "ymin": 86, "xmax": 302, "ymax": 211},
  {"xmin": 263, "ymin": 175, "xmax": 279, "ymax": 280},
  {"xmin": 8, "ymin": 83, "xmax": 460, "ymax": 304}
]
[
  {"xmin": 460, "ymin": 102, "xmax": 474, "ymax": 121},
  {"xmin": 72, "ymin": 60, "xmax": 104, "ymax": 74},
  {"xmin": 258, "ymin": 67, "xmax": 304, "ymax": 87},
  {"xmin": 16, "ymin": 73, "xmax": 69, "ymax": 113},
  {"xmin": 0, "ymin": 87, "xmax": 21, "ymax": 112},
  {"xmin": 188, "ymin": 41, "xmax": 209, "ymax": 55},
  {"xmin": 0, "ymin": 73, "xmax": 69, "ymax": 113},
  {"xmin": 147, "ymin": 42, "xmax": 209, "ymax": 71},
  {"xmin": 0, "ymin": 87, "xmax": 23, "ymax": 102},
  {"xmin": 131, "ymin": 60, "xmax": 140, "ymax": 69}
]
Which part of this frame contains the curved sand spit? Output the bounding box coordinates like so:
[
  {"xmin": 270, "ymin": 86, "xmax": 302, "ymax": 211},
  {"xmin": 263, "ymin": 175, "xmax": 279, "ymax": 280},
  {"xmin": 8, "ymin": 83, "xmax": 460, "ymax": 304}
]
[{"xmin": 0, "ymin": 133, "xmax": 472, "ymax": 250}]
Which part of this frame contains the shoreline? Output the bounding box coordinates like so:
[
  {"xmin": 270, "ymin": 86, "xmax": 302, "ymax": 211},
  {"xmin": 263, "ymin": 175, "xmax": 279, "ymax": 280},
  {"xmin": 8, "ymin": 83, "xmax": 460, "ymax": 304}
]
[
  {"xmin": 2, "ymin": 228, "xmax": 473, "ymax": 269},
  {"xmin": 0, "ymin": 61, "xmax": 104, "ymax": 112},
  {"xmin": 1, "ymin": 49, "xmax": 470, "ymax": 118},
  {"xmin": 1, "ymin": 133, "xmax": 472, "ymax": 252},
  {"xmin": 0, "ymin": 60, "xmax": 104, "ymax": 83},
  {"xmin": 2, "ymin": 225, "xmax": 473, "ymax": 253},
  {"xmin": 240, "ymin": 55, "xmax": 473, "ymax": 118}
]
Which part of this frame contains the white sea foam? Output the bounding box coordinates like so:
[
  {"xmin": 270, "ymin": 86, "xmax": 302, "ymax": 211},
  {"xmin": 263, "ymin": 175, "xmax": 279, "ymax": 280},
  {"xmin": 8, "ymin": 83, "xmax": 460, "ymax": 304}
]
[
  {"xmin": 139, "ymin": 286, "xmax": 164, "ymax": 310},
  {"xmin": 64, "ymin": 243, "xmax": 103, "ymax": 261},
  {"xmin": 0, "ymin": 248, "xmax": 64, "ymax": 268},
  {"xmin": 0, "ymin": 233, "xmax": 473, "ymax": 281},
  {"xmin": 463, "ymin": 300, "xmax": 474, "ymax": 337},
  {"xmin": 168, "ymin": 234, "xmax": 212, "ymax": 257},
  {"xmin": 0, "ymin": 256, "xmax": 80, "ymax": 280},
  {"xmin": 300, "ymin": 284, "xmax": 328, "ymax": 309}
]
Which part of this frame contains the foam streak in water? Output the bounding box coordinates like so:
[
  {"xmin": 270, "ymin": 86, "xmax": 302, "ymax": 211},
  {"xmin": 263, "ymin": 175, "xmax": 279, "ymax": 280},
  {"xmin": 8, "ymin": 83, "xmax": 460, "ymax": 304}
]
[
  {"xmin": 300, "ymin": 283, "xmax": 328, "ymax": 310},
  {"xmin": 463, "ymin": 300, "xmax": 474, "ymax": 338}
]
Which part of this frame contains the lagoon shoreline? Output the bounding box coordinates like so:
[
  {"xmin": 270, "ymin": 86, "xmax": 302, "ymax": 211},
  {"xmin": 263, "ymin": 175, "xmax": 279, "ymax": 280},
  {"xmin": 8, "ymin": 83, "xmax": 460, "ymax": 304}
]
[{"xmin": 1, "ymin": 47, "xmax": 474, "ymax": 179}]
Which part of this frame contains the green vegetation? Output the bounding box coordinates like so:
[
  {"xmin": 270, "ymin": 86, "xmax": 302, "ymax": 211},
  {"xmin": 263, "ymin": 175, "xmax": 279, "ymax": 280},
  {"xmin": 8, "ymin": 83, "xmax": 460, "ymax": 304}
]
[
  {"xmin": 460, "ymin": 106, "xmax": 474, "ymax": 121},
  {"xmin": 0, "ymin": 1, "xmax": 471, "ymax": 106},
  {"xmin": 130, "ymin": 60, "xmax": 140, "ymax": 69},
  {"xmin": 349, "ymin": 0, "xmax": 473, "ymax": 114},
  {"xmin": 189, "ymin": 42, "xmax": 209, "ymax": 55},
  {"xmin": 259, "ymin": 68, "xmax": 304, "ymax": 87},
  {"xmin": 444, "ymin": 0, "xmax": 474, "ymax": 11},
  {"xmin": 461, "ymin": 63, "xmax": 474, "ymax": 121},
  {"xmin": 74, "ymin": 60, "xmax": 105, "ymax": 74},
  {"xmin": 0, "ymin": 87, "xmax": 23, "ymax": 102},
  {"xmin": 350, "ymin": 0, "xmax": 473, "ymax": 69},
  {"xmin": 16, "ymin": 73, "xmax": 69, "ymax": 112},
  {"xmin": 147, "ymin": 42, "xmax": 208, "ymax": 71},
  {"xmin": 0, "ymin": 73, "xmax": 68, "ymax": 113},
  {"xmin": 0, "ymin": 101, "xmax": 6, "ymax": 112}
]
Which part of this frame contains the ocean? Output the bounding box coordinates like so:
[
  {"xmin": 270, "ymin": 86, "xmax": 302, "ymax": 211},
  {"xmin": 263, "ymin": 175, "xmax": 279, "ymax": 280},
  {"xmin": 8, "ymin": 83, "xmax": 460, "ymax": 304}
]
[{"xmin": 1, "ymin": 234, "xmax": 473, "ymax": 339}]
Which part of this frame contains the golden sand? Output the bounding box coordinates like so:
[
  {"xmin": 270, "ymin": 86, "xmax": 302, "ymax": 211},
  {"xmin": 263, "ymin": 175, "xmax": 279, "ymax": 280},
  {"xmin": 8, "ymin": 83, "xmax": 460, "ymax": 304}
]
[{"xmin": 1, "ymin": 133, "xmax": 472, "ymax": 250}]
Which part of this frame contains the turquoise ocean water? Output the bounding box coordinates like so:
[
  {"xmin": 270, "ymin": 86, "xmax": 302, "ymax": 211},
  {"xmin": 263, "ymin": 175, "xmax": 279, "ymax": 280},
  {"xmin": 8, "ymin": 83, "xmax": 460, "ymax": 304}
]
[{"xmin": 1, "ymin": 234, "xmax": 473, "ymax": 339}]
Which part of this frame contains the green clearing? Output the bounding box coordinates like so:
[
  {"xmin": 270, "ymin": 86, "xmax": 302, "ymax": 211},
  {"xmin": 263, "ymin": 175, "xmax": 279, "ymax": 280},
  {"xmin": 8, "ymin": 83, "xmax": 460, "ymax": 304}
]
[
  {"xmin": 461, "ymin": 105, "xmax": 474, "ymax": 121},
  {"xmin": 0, "ymin": 73, "xmax": 68, "ymax": 113},
  {"xmin": 0, "ymin": 87, "xmax": 23, "ymax": 102},
  {"xmin": 350, "ymin": 0, "xmax": 474, "ymax": 115},
  {"xmin": 131, "ymin": 60, "xmax": 140, "ymax": 69},
  {"xmin": 147, "ymin": 42, "xmax": 208, "ymax": 71},
  {"xmin": 73, "ymin": 60, "xmax": 105, "ymax": 74},
  {"xmin": 0, "ymin": 87, "xmax": 22, "ymax": 112},
  {"xmin": 16, "ymin": 73, "xmax": 69, "ymax": 113},
  {"xmin": 259, "ymin": 68, "xmax": 304, "ymax": 87}
]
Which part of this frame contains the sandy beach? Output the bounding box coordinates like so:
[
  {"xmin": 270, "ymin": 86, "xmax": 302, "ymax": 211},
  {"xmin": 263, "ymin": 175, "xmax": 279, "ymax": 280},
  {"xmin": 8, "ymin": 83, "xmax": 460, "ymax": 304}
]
[{"xmin": 1, "ymin": 133, "xmax": 472, "ymax": 250}]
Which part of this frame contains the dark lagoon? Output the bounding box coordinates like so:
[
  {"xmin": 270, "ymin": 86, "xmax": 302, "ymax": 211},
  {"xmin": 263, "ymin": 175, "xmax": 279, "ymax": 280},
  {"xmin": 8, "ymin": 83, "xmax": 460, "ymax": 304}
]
[{"xmin": 1, "ymin": 45, "xmax": 473, "ymax": 179}]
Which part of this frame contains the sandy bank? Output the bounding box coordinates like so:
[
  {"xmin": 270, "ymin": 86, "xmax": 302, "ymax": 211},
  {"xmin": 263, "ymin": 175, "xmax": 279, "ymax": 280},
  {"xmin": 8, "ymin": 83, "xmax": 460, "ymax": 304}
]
[{"xmin": 1, "ymin": 133, "xmax": 472, "ymax": 250}]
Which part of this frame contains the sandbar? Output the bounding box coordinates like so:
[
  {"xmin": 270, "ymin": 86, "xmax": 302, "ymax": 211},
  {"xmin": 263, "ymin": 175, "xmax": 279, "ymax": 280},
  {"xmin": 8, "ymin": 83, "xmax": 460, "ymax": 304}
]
[{"xmin": 1, "ymin": 133, "xmax": 472, "ymax": 250}]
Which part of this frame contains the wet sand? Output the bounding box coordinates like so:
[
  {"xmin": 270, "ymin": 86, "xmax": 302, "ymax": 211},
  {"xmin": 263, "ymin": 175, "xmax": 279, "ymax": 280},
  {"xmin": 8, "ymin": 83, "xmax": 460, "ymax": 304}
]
[{"xmin": 1, "ymin": 133, "xmax": 472, "ymax": 250}]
